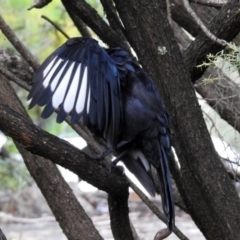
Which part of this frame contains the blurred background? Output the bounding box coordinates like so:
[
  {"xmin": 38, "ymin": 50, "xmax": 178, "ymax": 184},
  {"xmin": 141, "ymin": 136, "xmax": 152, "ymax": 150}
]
[{"xmin": 0, "ymin": 0, "xmax": 240, "ymax": 239}]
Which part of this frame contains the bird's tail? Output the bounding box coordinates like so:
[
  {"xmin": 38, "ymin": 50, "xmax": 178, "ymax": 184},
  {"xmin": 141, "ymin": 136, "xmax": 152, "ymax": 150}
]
[
  {"xmin": 121, "ymin": 143, "xmax": 174, "ymax": 231},
  {"xmin": 156, "ymin": 140, "xmax": 175, "ymax": 231},
  {"xmin": 121, "ymin": 152, "xmax": 156, "ymax": 197}
]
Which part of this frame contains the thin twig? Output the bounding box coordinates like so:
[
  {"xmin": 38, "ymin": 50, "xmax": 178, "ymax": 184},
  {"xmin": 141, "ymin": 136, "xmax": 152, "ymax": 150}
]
[
  {"xmin": 182, "ymin": 0, "xmax": 228, "ymax": 46},
  {"xmin": 129, "ymin": 180, "xmax": 189, "ymax": 240},
  {"xmin": 0, "ymin": 67, "xmax": 31, "ymax": 91},
  {"xmin": 166, "ymin": 0, "xmax": 172, "ymax": 26},
  {"xmin": 41, "ymin": 15, "xmax": 70, "ymax": 39},
  {"xmin": 189, "ymin": 0, "xmax": 227, "ymax": 7},
  {"xmin": 0, "ymin": 14, "xmax": 39, "ymax": 71}
]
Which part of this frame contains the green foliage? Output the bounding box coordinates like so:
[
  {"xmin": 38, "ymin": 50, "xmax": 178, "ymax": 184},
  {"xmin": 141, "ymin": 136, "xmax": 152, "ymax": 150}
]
[
  {"xmin": 0, "ymin": 142, "xmax": 32, "ymax": 191},
  {"xmin": 0, "ymin": 158, "xmax": 31, "ymax": 191},
  {"xmin": 197, "ymin": 43, "xmax": 240, "ymax": 75},
  {"xmin": 0, "ymin": 0, "xmax": 77, "ymax": 61},
  {"xmin": 197, "ymin": 43, "xmax": 240, "ymax": 85}
]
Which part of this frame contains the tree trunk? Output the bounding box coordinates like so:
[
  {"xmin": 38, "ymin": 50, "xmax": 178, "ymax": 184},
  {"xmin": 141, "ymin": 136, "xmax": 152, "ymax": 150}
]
[{"xmin": 114, "ymin": 0, "xmax": 240, "ymax": 239}]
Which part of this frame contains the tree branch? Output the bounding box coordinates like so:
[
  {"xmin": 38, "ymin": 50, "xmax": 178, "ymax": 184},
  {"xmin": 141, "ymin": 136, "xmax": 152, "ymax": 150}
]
[
  {"xmin": 0, "ymin": 75, "xmax": 103, "ymax": 240},
  {"xmin": 0, "ymin": 104, "xmax": 130, "ymax": 195},
  {"xmin": 183, "ymin": 0, "xmax": 240, "ymax": 82},
  {"xmin": 189, "ymin": 0, "xmax": 227, "ymax": 7},
  {"xmin": 100, "ymin": 0, "xmax": 128, "ymax": 42},
  {"xmin": 182, "ymin": 0, "xmax": 228, "ymax": 46},
  {"xmin": 0, "ymin": 101, "xmax": 135, "ymax": 239},
  {"xmin": 61, "ymin": 1, "xmax": 91, "ymax": 37},
  {"xmin": 0, "ymin": 14, "xmax": 38, "ymax": 71},
  {"xmin": 41, "ymin": 15, "xmax": 70, "ymax": 39},
  {"xmin": 113, "ymin": 0, "xmax": 240, "ymax": 239},
  {"xmin": 60, "ymin": 0, "xmax": 131, "ymax": 52}
]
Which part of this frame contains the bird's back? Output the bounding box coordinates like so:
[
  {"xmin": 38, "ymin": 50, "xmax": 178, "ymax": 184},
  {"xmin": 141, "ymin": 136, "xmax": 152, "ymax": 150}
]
[{"xmin": 118, "ymin": 68, "xmax": 174, "ymax": 230}]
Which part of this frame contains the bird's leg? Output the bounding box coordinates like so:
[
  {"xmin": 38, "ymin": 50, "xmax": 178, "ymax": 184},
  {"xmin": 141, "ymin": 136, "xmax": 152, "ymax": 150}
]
[
  {"xmin": 106, "ymin": 149, "xmax": 129, "ymax": 175},
  {"xmin": 92, "ymin": 147, "xmax": 113, "ymax": 160},
  {"xmin": 92, "ymin": 140, "xmax": 131, "ymax": 160}
]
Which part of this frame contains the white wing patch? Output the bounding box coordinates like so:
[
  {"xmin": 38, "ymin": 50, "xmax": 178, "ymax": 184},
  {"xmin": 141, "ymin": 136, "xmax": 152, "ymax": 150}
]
[
  {"xmin": 64, "ymin": 64, "xmax": 80, "ymax": 113},
  {"xmin": 87, "ymin": 88, "xmax": 91, "ymax": 114},
  {"xmin": 52, "ymin": 63, "xmax": 74, "ymax": 109},
  {"xmin": 50, "ymin": 61, "xmax": 68, "ymax": 91},
  {"xmin": 76, "ymin": 66, "xmax": 88, "ymax": 114},
  {"xmin": 43, "ymin": 57, "xmax": 61, "ymax": 87}
]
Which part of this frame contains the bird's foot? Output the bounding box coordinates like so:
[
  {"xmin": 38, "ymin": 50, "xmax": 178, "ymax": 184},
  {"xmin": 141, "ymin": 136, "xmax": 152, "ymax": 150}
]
[
  {"xmin": 92, "ymin": 148, "xmax": 113, "ymax": 160},
  {"xmin": 102, "ymin": 158, "xmax": 125, "ymax": 176}
]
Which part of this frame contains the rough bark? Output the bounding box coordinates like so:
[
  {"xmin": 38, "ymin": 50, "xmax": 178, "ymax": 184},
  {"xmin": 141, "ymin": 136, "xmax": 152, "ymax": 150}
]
[
  {"xmin": 113, "ymin": 0, "xmax": 240, "ymax": 239},
  {"xmin": 61, "ymin": 0, "xmax": 130, "ymax": 51},
  {"xmin": 171, "ymin": 0, "xmax": 218, "ymax": 37},
  {"xmin": 183, "ymin": 0, "xmax": 240, "ymax": 82},
  {"xmin": 0, "ymin": 75, "xmax": 103, "ymax": 240},
  {"xmin": 108, "ymin": 194, "xmax": 133, "ymax": 240}
]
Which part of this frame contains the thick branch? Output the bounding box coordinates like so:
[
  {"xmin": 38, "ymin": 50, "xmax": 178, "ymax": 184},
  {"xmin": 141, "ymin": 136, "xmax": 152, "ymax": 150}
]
[
  {"xmin": 100, "ymin": 0, "xmax": 128, "ymax": 44},
  {"xmin": 62, "ymin": 1, "xmax": 91, "ymax": 37},
  {"xmin": 184, "ymin": 0, "xmax": 240, "ymax": 82},
  {"xmin": 171, "ymin": 0, "xmax": 218, "ymax": 37},
  {"xmin": 172, "ymin": 21, "xmax": 240, "ymax": 137},
  {"xmin": 0, "ymin": 104, "xmax": 129, "ymax": 195},
  {"xmin": 108, "ymin": 194, "xmax": 134, "ymax": 240},
  {"xmin": 182, "ymin": 0, "xmax": 228, "ymax": 46},
  {"xmin": 0, "ymin": 14, "xmax": 38, "ymax": 71},
  {"xmin": 0, "ymin": 101, "xmax": 133, "ymax": 239},
  {"xmin": 61, "ymin": 0, "xmax": 130, "ymax": 51},
  {"xmin": 0, "ymin": 75, "xmax": 103, "ymax": 240},
  {"xmin": 114, "ymin": 0, "xmax": 240, "ymax": 239}
]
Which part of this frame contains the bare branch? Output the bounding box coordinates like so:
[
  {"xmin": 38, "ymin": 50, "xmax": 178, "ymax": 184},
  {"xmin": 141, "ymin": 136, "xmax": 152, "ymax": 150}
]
[
  {"xmin": 166, "ymin": 0, "xmax": 172, "ymax": 25},
  {"xmin": 0, "ymin": 14, "xmax": 39, "ymax": 71},
  {"xmin": 100, "ymin": 0, "xmax": 127, "ymax": 38},
  {"xmin": 41, "ymin": 15, "xmax": 70, "ymax": 39},
  {"xmin": 182, "ymin": 0, "xmax": 228, "ymax": 46},
  {"xmin": 129, "ymin": 180, "xmax": 189, "ymax": 240},
  {"xmin": 0, "ymin": 66, "xmax": 30, "ymax": 91},
  {"xmin": 189, "ymin": 0, "xmax": 227, "ymax": 7},
  {"xmin": 0, "ymin": 103, "xmax": 129, "ymax": 195},
  {"xmin": 0, "ymin": 75, "xmax": 103, "ymax": 240},
  {"xmin": 61, "ymin": 0, "xmax": 130, "ymax": 51},
  {"xmin": 183, "ymin": 0, "xmax": 240, "ymax": 82}
]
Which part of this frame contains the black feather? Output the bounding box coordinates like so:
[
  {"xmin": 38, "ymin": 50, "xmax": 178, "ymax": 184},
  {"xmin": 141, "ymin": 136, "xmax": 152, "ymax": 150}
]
[{"xmin": 28, "ymin": 37, "xmax": 175, "ymax": 231}]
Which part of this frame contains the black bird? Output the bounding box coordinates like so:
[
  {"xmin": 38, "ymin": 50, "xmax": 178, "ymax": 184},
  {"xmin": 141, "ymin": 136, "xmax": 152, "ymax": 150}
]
[{"xmin": 28, "ymin": 37, "xmax": 175, "ymax": 231}]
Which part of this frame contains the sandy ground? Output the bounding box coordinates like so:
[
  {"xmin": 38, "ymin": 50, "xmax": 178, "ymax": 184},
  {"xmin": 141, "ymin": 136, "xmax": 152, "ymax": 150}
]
[
  {"xmin": 0, "ymin": 183, "xmax": 205, "ymax": 240},
  {"xmin": 1, "ymin": 213, "xmax": 204, "ymax": 240}
]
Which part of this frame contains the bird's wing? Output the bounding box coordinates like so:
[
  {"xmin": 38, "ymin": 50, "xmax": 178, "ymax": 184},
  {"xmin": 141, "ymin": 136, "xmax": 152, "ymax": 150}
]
[{"xmin": 28, "ymin": 37, "xmax": 123, "ymax": 147}]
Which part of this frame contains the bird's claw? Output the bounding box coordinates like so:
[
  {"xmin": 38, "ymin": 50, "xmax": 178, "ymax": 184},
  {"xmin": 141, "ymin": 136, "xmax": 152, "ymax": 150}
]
[
  {"xmin": 102, "ymin": 161, "xmax": 125, "ymax": 176},
  {"xmin": 92, "ymin": 148, "xmax": 113, "ymax": 160}
]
